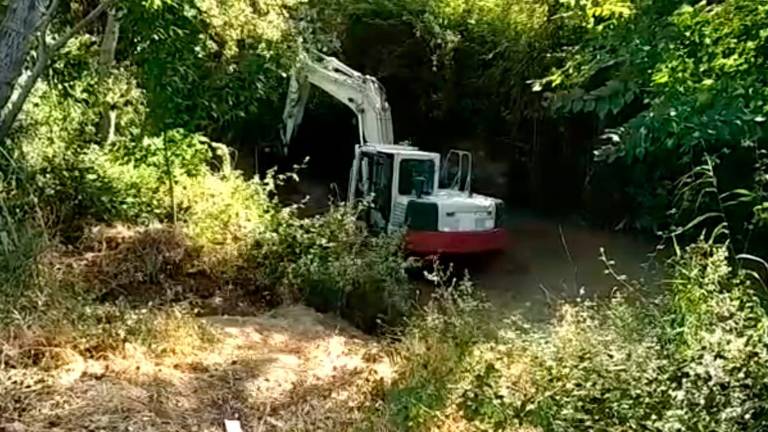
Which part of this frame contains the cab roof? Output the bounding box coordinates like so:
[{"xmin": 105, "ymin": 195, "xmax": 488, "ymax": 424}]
[{"xmin": 360, "ymin": 144, "xmax": 438, "ymax": 158}]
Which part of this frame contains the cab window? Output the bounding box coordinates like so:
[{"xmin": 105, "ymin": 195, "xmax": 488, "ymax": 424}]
[{"xmin": 399, "ymin": 159, "xmax": 435, "ymax": 196}]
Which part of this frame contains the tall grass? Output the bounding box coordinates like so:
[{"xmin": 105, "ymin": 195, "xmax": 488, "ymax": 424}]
[{"xmin": 0, "ymin": 172, "xmax": 47, "ymax": 306}]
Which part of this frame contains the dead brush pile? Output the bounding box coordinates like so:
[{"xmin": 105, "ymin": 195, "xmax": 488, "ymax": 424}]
[
  {"xmin": 55, "ymin": 224, "xmax": 269, "ymax": 313},
  {"xmin": 78, "ymin": 224, "xmax": 198, "ymax": 301},
  {"xmin": 0, "ymin": 223, "xmax": 218, "ymax": 375}
]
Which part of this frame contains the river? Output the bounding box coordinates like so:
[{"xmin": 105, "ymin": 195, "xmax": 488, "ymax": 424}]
[{"xmin": 461, "ymin": 213, "xmax": 662, "ymax": 321}]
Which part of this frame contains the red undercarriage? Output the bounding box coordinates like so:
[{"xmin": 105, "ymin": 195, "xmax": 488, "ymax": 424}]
[{"xmin": 405, "ymin": 228, "xmax": 508, "ymax": 255}]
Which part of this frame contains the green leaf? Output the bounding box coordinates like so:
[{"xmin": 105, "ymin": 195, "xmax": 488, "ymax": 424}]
[
  {"xmin": 676, "ymin": 212, "xmax": 723, "ymax": 234},
  {"xmin": 610, "ymin": 94, "xmax": 624, "ymax": 114},
  {"xmin": 721, "ymin": 189, "xmax": 756, "ymax": 207},
  {"xmin": 592, "ymin": 85, "xmax": 612, "ymax": 98},
  {"xmin": 572, "ymin": 99, "xmax": 585, "ymax": 113},
  {"xmin": 720, "ymin": 189, "xmax": 754, "ymax": 201},
  {"xmin": 551, "ymin": 95, "xmax": 563, "ymax": 111},
  {"xmin": 597, "ymin": 99, "xmax": 610, "ymax": 118}
]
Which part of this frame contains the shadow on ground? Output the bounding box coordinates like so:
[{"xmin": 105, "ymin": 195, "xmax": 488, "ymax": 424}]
[{"xmin": 0, "ymin": 306, "xmax": 392, "ymax": 432}]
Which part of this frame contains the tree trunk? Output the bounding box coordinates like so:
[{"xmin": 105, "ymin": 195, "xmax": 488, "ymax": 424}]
[
  {"xmin": 98, "ymin": 8, "xmax": 119, "ymax": 143},
  {"xmin": 0, "ymin": 36, "xmax": 48, "ymax": 140},
  {"xmin": 98, "ymin": 9, "xmax": 118, "ymax": 69},
  {"xmin": 0, "ymin": 0, "xmax": 48, "ymax": 113}
]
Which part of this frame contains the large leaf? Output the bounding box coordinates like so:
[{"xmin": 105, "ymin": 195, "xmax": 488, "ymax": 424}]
[
  {"xmin": 610, "ymin": 93, "xmax": 625, "ymax": 114},
  {"xmin": 572, "ymin": 98, "xmax": 585, "ymax": 113},
  {"xmin": 597, "ymin": 98, "xmax": 611, "ymax": 118}
]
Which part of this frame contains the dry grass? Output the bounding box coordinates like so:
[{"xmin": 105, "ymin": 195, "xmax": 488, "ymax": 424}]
[
  {"xmin": 0, "ymin": 306, "xmax": 392, "ymax": 431},
  {"xmin": 0, "ymin": 214, "xmax": 408, "ymax": 430},
  {"xmin": 46, "ymin": 223, "xmax": 266, "ymax": 314},
  {"xmin": 79, "ymin": 224, "xmax": 195, "ymax": 299}
]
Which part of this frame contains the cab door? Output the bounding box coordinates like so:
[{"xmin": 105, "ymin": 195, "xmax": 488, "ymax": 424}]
[
  {"xmin": 440, "ymin": 150, "xmax": 472, "ymax": 193},
  {"xmin": 368, "ymin": 153, "xmax": 394, "ymax": 233}
]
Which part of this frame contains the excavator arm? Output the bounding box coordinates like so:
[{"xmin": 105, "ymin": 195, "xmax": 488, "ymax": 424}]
[{"xmin": 281, "ymin": 51, "xmax": 394, "ymax": 153}]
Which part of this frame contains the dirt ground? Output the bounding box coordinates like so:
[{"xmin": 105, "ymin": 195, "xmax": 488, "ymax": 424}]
[{"xmin": 0, "ymin": 306, "xmax": 392, "ymax": 432}]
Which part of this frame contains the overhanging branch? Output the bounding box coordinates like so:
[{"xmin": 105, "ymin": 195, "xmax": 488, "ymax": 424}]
[{"xmin": 50, "ymin": 0, "xmax": 113, "ymax": 52}]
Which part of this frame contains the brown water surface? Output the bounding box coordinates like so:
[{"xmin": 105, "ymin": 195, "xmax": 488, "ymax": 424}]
[{"xmin": 470, "ymin": 215, "xmax": 661, "ymax": 321}]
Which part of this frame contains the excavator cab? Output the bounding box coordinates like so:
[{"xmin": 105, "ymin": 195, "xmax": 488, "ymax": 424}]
[
  {"xmin": 351, "ymin": 145, "xmax": 437, "ymax": 234},
  {"xmin": 348, "ymin": 144, "xmax": 506, "ymax": 255}
]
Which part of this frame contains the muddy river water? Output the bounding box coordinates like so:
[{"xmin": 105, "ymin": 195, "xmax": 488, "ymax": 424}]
[{"xmin": 465, "ymin": 213, "xmax": 663, "ymax": 320}]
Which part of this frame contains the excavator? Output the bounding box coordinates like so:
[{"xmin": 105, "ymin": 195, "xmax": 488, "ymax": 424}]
[{"xmin": 281, "ymin": 50, "xmax": 507, "ymax": 255}]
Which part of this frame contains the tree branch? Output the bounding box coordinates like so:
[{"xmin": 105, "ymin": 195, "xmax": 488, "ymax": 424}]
[
  {"xmin": 50, "ymin": 0, "xmax": 112, "ymax": 52},
  {"xmin": 37, "ymin": 0, "xmax": 61, "ymax": 35},
  {"xmin": 0, "ymin": 0, "xmax": 112, "ymax": 141}
]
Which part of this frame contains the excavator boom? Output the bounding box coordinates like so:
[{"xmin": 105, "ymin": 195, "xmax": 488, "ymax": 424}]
[{"xmin": 282, "ymin": 51, "xmax": 394, "ymax": 151}]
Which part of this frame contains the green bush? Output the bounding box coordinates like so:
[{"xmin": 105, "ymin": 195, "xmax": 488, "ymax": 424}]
[
  {"xmin": 288, "ymin": 215, "xmax": 412, "ymax": 332},
  {"xmin": 384, "ymin": 267, "xmax": 491, "ymax": 429},
  {"xmin": 116, "ymin": 129, "xmax": 213, "ymax": 178},
  {"xmin": 12, "ymin": 55, "xmax": 214, "ymax": 237},
  {"xmin": 21, "ymin": 127, "xmax": 219, "ymax": 239},
  {"xmin": 31, "ymin": 147, "xmax": 168, "ymax": 233},
  {"xmin": 0, "ymin": 197, "xmax": 46, "ymax": 306},
  {"xmin": 379, "ymin": 244, "xmax": 768, "ymax": 431},
  {"xmin": 158, "ymin": 168, "xmax": 414, "ymax": 330},
  {"xmin": 235, "ymin": 185, "xmax": 414, "ymax": 331}
]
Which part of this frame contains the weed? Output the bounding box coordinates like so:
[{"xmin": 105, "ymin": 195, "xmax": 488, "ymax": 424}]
[{"xmin": 377, "ymin": 243, "xmax": 768, "ymax": 431}]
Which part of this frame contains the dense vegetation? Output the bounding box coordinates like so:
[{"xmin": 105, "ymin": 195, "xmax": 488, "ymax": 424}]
[
  {"xmin": 375, "ymin": 241, "xmax": 768, "ymax": 431},
  {"xmin": 2, "ymin": 0, "xmax": 768, "ymax": 430}
]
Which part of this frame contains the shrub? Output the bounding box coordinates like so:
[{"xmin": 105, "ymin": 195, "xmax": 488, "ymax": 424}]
[
  {"xmin": 384, "ymin": 267, "xmax": 490, "ymax": 429},
  {"xmin": 662, "ymin": 243, "xmax": 768, "ymax": 430},
  {"xmin": 176, "ymin": 171, "xmax": 275, "ymax": 275},
  {"xmin": 246, "ymin": 196, "xmax": 414, "ymax": 331},
  {"xmin": 31, "ymin": 148, "xmax": 170, "ymax": 235},
  {"xmin": 15, "ymin": 77, "xmax": 215, "ymax": 237},
  {"xmin": 0, "ymin": 198, "xmax": 47, "ymax": 308},
  {"xmin": 290, "ymin": 217, "xmax": 413, "ymax": 332},
  {"xmin": 55, "ymin": 167, "xmax": 416, "ymax": 331},
  {"xmin": 378, "ymin": 244, "xmax": 768, "ymax": 431},
  {"xmin": 33, "ymin": 129, "xmax": 220, "ymax": 234},
  {"xmin": 114, "ymin": 129, "xmax": 212, "ymax": 178},
  {"xmin": 174, "ymin": 167, "xmax": 415, "ymax": 330}
]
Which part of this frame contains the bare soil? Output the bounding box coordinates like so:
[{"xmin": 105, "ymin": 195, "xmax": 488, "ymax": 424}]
[{"xmin": 0, "ymin": 306, "xmax": 391, "ymax": 432}]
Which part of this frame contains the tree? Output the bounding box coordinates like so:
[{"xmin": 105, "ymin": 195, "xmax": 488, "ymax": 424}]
[
  {"xmin": 0, "ymin": 0, "xmax": 48, "ymax": 114},
  {"xmin": 0, "ymin": 0, "xmax": 110, "ymax": 143},
  {"xmin": 98, "ymin": 7, "xmax": 120, "ymax": 143},
  {"xmin": 539, "ymin": 0, "xmax": 768, "ymax": 231}
]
